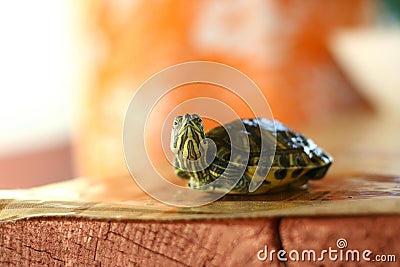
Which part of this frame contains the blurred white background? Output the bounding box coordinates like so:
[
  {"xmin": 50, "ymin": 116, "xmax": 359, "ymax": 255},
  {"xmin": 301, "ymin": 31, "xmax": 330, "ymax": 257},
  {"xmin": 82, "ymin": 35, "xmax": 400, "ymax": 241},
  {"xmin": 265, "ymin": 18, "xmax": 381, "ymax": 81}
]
[{"xmin": 0, "ymin": 1, "xmax": 84, "ymax": 187}]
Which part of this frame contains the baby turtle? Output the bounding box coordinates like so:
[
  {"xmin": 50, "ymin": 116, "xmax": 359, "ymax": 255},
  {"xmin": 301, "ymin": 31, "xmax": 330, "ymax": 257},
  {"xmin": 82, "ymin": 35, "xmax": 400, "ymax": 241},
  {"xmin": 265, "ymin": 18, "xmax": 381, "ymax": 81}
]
[{"xmin": 170, "ymin": 114, "xmax": 332, "ymax": 194}]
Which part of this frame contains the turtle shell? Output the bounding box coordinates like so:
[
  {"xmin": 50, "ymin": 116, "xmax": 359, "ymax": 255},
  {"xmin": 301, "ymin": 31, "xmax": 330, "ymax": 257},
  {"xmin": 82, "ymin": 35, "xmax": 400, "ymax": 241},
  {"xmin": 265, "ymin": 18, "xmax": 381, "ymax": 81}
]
[{"xmin": 205, "ymin": 118, "xmax": 332, "ymax": 194}]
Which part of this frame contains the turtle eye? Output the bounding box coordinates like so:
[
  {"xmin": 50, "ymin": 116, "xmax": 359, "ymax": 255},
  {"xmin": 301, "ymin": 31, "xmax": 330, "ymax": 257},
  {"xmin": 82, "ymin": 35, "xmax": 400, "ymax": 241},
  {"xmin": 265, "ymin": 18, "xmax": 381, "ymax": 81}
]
[{"xmin": 173, "ymin": 116, "xmax": 183, "ymax": 127}]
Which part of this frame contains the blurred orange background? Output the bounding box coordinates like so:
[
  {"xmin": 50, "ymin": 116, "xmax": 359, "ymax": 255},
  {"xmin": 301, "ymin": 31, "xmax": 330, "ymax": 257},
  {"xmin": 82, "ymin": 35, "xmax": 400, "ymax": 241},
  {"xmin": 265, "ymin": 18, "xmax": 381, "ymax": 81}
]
[
  {"xmin": 77, "ymin": 0, "xmax": 375, "ymax": 179},
  {"xmin": 1, "ymin": 0, "xmax": 399, "ymax": 189}
]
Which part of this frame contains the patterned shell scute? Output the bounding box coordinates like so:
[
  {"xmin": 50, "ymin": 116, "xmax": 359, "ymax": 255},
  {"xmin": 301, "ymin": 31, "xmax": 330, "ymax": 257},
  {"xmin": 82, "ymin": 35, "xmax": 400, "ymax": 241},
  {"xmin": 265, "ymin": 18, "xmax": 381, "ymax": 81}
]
[{"xmin": 205, "ymin": 118, "xmax": 332, "ymax": 171}]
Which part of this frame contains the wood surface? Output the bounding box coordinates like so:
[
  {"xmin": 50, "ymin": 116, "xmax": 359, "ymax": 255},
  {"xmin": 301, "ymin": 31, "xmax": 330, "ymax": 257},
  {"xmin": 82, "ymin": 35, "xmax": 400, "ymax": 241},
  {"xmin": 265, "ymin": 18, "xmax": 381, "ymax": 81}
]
[
  {"xmin": 1, "ymin": 216, "xmax": 399, "ymax": 266},
  {"xmin": 0, "ymin": 218, "xmax": 281, "ymax": 267}
]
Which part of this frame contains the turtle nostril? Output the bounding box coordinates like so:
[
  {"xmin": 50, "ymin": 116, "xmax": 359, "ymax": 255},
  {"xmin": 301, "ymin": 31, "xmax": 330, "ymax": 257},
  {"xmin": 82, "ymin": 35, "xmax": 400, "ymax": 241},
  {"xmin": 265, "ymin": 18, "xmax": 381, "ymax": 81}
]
[{"xmin": 184, "ymin": 114, "xmax": 191, "ymax": 120}]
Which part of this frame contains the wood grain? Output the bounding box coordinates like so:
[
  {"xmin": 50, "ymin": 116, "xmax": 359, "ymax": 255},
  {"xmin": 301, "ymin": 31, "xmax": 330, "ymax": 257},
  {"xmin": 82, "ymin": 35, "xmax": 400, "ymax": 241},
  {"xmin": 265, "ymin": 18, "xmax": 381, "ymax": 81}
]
[
  {"xmin": 2, "ymin": 216, "xmax": 399, "ymax": 266},
  {"xmin": 0, "ymin": 218, "xmax": 281, "ymax": 267},
  {"xmin": 280, "ymin": 216, "xmax": 400, "ymax": 267}
]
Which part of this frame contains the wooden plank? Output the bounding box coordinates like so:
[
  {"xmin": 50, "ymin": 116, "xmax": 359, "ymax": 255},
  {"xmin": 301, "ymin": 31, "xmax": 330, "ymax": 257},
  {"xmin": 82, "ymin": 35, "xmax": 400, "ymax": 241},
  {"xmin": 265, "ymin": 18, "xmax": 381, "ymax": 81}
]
[
  {"xmin": 0, "ymin": 173, "xmax": 399, "ymax": 222},
  {"xmin": 280, "ymin": 216, "xmax": 400, "ymax": 266},
  {"xmin": 1, "ymin": 216, "xmax": 399, "ymax": 266},
  {"xmin": 0, "ymin": 217, "xmax": 281, "ymax": 267}
]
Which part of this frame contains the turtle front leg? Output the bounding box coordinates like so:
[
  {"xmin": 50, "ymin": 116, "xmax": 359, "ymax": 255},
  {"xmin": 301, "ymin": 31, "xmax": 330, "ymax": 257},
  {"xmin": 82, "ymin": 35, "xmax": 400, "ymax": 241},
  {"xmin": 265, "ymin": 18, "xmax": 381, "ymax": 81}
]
[
  {"xmin": 174, "ymin": 158, "xmax": 192, "ymax": 179},
  {"xmin": 188, "ymin": 166, "xmax": 250, "ymax": 194},
  {"xmin": 187, "ymin": 170, "xmax": 214, "ymax": 189}
]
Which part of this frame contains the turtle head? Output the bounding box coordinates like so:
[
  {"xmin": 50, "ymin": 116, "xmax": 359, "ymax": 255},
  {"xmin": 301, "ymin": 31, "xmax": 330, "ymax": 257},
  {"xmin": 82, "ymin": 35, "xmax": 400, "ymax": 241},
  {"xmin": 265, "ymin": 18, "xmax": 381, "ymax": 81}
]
[{"xmin": 170, "ymin": 114, "xmax": 205, "ymax": 160}]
